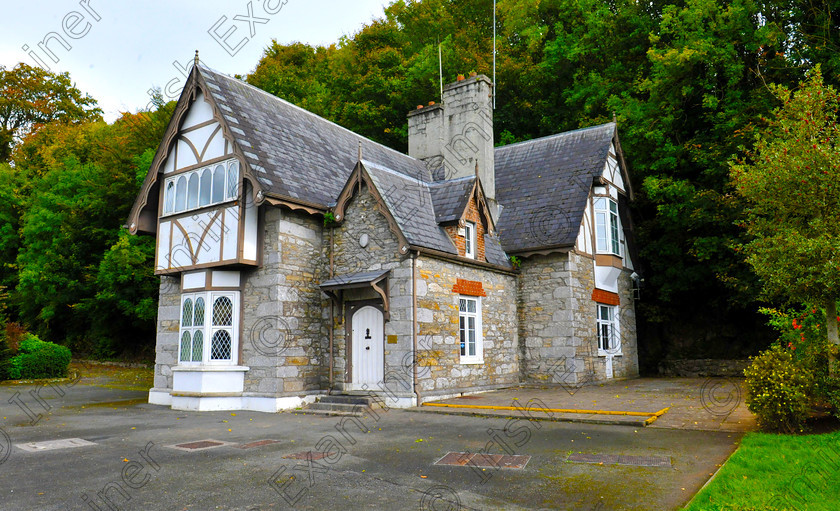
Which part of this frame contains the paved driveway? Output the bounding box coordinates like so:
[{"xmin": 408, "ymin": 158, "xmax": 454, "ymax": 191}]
[{"xmin": 0, "ymin": 376, "xmax": 744, "ymax": 510}]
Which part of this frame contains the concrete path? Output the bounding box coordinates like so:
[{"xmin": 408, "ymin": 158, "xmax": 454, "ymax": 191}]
[
  {"xmin": 0, "ymin": 374, "xmax": 747, "ymax": 510},
  {"xmin": 413, "ymin": 377, "xmax": 756, "ymax": 432}
]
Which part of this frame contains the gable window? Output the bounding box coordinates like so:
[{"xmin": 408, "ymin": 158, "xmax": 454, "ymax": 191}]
[
  {"xmin": 179, "ymin": 291, "xmax": 239, "ymax": 365},
  {"xmin": 459, "ymin": 296, "xmax": 483, "ymax": 363},
  {"xmin": 596, "ymin": 304, "xmax": 621, "ymax": 354},
  {"xmin": 464, "ymin": 221, "xmax": 476, "ymax": 259},
  {"xmin": 594, "ymin": 197, "xmax": 621, "ymax": 256},
  {"xmin": 163, "ymin": 159, "xmax": 240, "ymax": 215}
]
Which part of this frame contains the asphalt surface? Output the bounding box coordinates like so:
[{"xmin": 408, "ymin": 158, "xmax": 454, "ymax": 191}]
[{"xmin": 0, "ymin": 380, "xmax": 742, "ymax": 510}]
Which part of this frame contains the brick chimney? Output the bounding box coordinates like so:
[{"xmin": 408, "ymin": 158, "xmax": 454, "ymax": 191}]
[{"xmin": 408, "ymin": 74, "xmax": 496, "ymax": 216}]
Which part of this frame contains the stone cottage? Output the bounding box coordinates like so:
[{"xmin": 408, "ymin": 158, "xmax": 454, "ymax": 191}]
[{"xmin": 128, "ymin": 61, "xmax": 639, "ymax": 412}]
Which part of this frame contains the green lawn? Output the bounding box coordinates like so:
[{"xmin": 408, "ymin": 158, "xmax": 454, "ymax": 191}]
[{"xmin": 684, "ymin": 428, "xmax": 840, "ymax": 510}]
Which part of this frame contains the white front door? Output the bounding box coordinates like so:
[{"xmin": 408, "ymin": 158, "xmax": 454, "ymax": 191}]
[{"xmin": 351, "ymin": 306, "xmax": 384, "ymax": 387}]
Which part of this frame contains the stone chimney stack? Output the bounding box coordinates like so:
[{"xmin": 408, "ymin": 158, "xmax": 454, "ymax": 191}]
[{"xmin": 408, "ymin": 74, "xmax": 496, "ymax": 213}]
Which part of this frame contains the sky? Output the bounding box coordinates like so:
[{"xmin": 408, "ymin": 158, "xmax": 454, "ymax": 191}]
[{"xmin": 0, "ymin": 0, "xmax": 390, "ymax": 121}]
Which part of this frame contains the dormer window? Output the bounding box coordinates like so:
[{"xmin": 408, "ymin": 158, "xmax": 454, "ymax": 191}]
[
  {"xmin": 464, "ymin": 221, "xmax": 476, "ymax": 259},
  {"xmin": 163, "ymin": 159, "xmax": 239, "ymax": 216},
  {"xmin": 594, "ymin": 197, "xmax": 620, "ymax": 256}
]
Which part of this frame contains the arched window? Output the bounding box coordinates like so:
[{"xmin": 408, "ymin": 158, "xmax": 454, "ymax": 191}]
[
  {"xmin": 212, "ymin": 165, "xmax": 225, "ymax": 203},
  {"xmin": 227, "ymin": 162, "xmax": 239, "ymax": 199},
  {"xmin": 187, "ymin": 173, "xmax": 199, "ymax": 209},
  {"xmin": 164, "ymin": 181, "xmax": 175, "ymax": 214},
  {"xmin": 199, "ymin": 168, "xmax": 212, "ymax": 207},
  {"xmin": 192, "ymin": 331, "xmax": 204, "ymax": 362},
  {"xmin": 178, "ymin": 291, "xmax": 238, "ymax": 365},
  {"xmin": 175, "ymin": 176, "xmax": 187, "ymax": 212},
  {"xmin": 179, "ymin": 332, "xmax": 191, "ymax": 362}
]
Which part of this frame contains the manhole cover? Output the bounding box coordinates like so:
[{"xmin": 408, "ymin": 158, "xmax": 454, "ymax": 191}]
[
  {"xmin": 167, "ymin": 439, "xmax": 233, "ymax": 452},
  {"xmin": 238, "ymin": 439, "xmax": 280, "ymax": 449},
  {"xmin": 282, "ymin": 451, "xmax": 336, "ymax": 460},
  {"xmin": 16, "ymin": 438, "xmax": 96, "ymax": 452},
  {"xmin": 567, "ymin": 453, "xmax": 671, "ymax": 467},
  {"xmin": 435, "ymin": 452, "xmax": 530, "ymax": 469}
]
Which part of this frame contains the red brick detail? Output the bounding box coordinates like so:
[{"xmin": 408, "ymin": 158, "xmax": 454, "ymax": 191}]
[
  {"xmin": 453, "ymin": 279, "xmax": 486, "ymax": 297},
  {"xmin": 444, "ymin": 193, "xmax": 486, "ymax": 262},
  {"xmin": 592, "ymin": 289, "xmax": 620, "ymax": 306}
]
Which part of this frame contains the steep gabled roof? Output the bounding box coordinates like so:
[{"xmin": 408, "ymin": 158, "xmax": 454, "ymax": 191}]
[
  {"xmin": 494, "ymin": 123, "xmax": 618, "ymax": 254},
  {"xmin": 429, "ymin": 177, "xmax": 475, "ymax": 223},
  {"xmin": 199, "ymin": 66, "xmax": 430, "ymax": 207}
]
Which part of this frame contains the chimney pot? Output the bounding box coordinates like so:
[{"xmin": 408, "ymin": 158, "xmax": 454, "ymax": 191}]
[
  {"xmin": 417, "ymin": 105, "xmax": 424, "ymax": 110},
  {"xmin": 469, "ymin": 71, "xmax": 477, "ymax": 77},
  {"xmin": 457, "ymin": 74, "xmax": 465, "ymax": 81},
  {"xmin": 428, "ymin": 101, "xmax": 435, "ymax": 106}
]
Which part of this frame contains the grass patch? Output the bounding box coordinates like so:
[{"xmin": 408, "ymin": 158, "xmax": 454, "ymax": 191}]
[
  {"xmin": 70, "ymin": 360, "xmax": 154, "ymax": 391},
  {"xmin": 684, "ymin": 426, "xmax": 840, "ymax": 510}
]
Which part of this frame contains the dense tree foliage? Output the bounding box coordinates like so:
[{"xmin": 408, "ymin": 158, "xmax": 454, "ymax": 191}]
[
  {"xmin": 2, "ymin": 0, "xmax": 839, "ymax": 363},
  {"xmin": 732, "ymin": 69, "xmax": 840, "ymax": 371},
  {"xmin": 0, "ymin": 64, "xmax": 102, "ymax": 162}
]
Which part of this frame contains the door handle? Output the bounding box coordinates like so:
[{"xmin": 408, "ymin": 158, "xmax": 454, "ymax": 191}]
[{"xmin": 366, "ymin": 346, "xmax": 370, "ymax": 350}]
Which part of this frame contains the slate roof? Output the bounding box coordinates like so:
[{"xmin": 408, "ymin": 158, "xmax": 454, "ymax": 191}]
[
  {"xmin": 190, "ymin": 66, "xmax": 616, "ymax": 264},
  {"xmin": 362, "ymin": 160, "xmax": 457, "ymax": 255},
  {"xmin": 320, "ymin": 270, "xmax": 389, "ymax": 289},
  {"xmin": 429, "ymin": 177, "xmax": 475, "ymax": 223},
  {"xmin": 494, "ymin": 123, "xmax": 616, "ymax": 253},
  {"xmin": 199, "ymin": 66, "xmax": 430, "ymax": 207}
]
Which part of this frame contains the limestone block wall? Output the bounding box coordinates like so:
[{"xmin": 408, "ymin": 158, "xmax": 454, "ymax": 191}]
[
  {"xmin": 518, "ymin": 251, "xmax": 639, "ymax": 385},
  {"xmin": 329, "ymin": 184, "xmax": 414, "ymax": 395},
  {"xmin": 240, "ymin": 206, "xmax": 328, "ymax": 397},
  {"xmin": 152, "ymin": 275, "xmax": 181, "ymax": 392},
  {"xmin": 415, "ymin": 256, "xmax": 519, "ymax": 397}
]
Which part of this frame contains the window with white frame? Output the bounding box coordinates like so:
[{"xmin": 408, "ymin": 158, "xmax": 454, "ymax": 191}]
[
  {"xmin": 163, "ymin": 159, "xmax": 239, "ymax": 216},
  {"xmin": 596, "ymin": 304, "xmax": 621, "ymax": 354},
  {"xmin": 179, "ymin": 291, "xmax": 239, "ymax": 364},
  {"xmin": 464, "ymin": 221, "xmax": 476, "ymax": 259},
  {"xmin": 459, "ymin": 296, "xmax": 483, "ymax": 363},
  {"xmin": 594, "ymin": 197, "xmax": 621, "ymax": 256}
]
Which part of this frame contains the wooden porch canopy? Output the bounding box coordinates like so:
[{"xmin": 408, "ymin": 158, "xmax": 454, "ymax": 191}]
[{"xmin": 319, "ymin": 270, "xmax": 391, "ymax": 320}]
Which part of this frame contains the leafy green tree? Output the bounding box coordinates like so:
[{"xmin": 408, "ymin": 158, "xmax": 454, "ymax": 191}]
[
  {"xmin": 732, "ymin": 68, "xmax": 840, "ymax": 373},
  {"xmin": 0, "ymin": 63, "xmax": 102, "ymax": 161}
]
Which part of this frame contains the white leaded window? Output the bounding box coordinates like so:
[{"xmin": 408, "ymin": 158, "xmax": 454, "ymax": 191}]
[
  {"xmin": 179, "ymin": 291, "xmax": 239, "ymax": 365},
  {"xmin": 594, "ymin": 197, "xmax": 621, "ymax": 256},
  {"xmin": 163, "ymin": 159, "xmax": 240, "ymax": 215},
  {"xmin": 459, "ymin": 296, "xmax": 483, "ymax": 364},
  {"xmin": 597, "ymin": 304, "xmax": 621, "ymax": 355},
  {"xmin": 464, "ymin": 221, "xmax": 476, "ymax": 259}
]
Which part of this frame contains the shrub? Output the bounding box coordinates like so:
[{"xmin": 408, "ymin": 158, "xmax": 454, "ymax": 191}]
[
  {"xmin": 744, "ymin": 344, "xmax": 814, "ymax": 433},
  {"xmin": 7, "ymin": 334, "xmax": 72, "ymax": 380}
]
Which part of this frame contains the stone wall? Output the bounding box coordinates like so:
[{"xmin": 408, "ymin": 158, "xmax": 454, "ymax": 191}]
[
  {"xmin": 240, "ymin": 206, "xmax": 328, "ymax": 397},
  {"xmin": 151, "ymin": 275, "xmax": 181, "ymax": 392},
  {"xmin": 517, "ymin": 251, "xmax": 639, "ymax": 386},
  {"xmin": 658, "ymin": 359, "xmax": 749, "ymax": 377},
  {"xmin": 415, "ymin": 256, "xmax": 519, "ymax": 397}
]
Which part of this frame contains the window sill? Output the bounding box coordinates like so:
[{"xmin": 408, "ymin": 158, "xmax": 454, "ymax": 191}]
[
  {"xmin": 597, "ymin": 352, "xmax": 622, "ymax": 357},
  {"xmin": 459, "ymin": 358, "xmax": 484, "ymax": 365},
  {"xmin": 172, "ymin": 365, "xmax": 250, "ymax": 372}
]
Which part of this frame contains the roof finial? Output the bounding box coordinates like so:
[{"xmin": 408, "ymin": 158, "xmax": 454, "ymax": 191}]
[
  {"xmin": 358, "ymin": 141, "xmax": 363, "ymax": 161},
  {"xmin": 194, "ymin": 50, "xmax": 199, "ymax": 67},
  {"xmin": 475, "ymin": 161, "xmax": 479, "ymax": 178},
  {"xmin": 612, "ymin": 111, "xmax": 617, "ymax": 123}
]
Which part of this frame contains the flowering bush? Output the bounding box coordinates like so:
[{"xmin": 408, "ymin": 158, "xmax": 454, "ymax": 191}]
[{"xmin": 744, "ymin": 344, "xmax": 814, "ymax": 432}]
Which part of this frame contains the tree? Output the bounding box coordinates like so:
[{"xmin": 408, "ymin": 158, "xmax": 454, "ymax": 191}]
[
  {"xmin": 732, "ymin": 68, "xmax": 840, "ymax": 374},
  {"xmin": 0, "ymin": 63, "xmax": 102, "ymax": 162}
]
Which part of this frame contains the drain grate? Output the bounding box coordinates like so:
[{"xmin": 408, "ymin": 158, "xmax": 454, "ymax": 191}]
[
  {"xmin": 16, "ymin": 438, "xmax": 96, "ymax": 452},
  {"xmin": 567, "ymin": 453, "xmax": 671, "ymax": 467},
  {"xmin": 237, "ymin": 439, "xmax": 280, "ymax": 449},
  {"xmin": 435, "ymin": 452, "xmax": 530, "ymax": 469},
  {"xmin": 166, "ymin": 439, "xmax": 233, "ymax": 452},
  {"xmin": 282, "ymin": 451, "xmax": 336, "ymax": 460}
]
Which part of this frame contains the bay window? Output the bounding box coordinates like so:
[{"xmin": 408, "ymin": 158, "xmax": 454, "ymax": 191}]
[
  {"xmin": 163, "ymin": 159, "xmax": 240, "ymax": 215},
  {"xmin": 179, "ymin": 291, "xmax": 239, "ymax": 365},
  {"xmin": 594, "ymin": 197, "xmax": 621, "ymax": 256}
]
